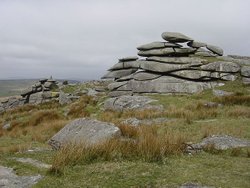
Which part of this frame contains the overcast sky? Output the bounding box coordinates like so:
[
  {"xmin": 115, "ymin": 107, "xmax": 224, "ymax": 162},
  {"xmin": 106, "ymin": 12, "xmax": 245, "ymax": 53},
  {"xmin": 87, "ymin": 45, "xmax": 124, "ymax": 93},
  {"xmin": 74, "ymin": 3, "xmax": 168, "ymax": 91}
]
[{"xmin": 0, "ymin": 0, "xmax": 250, "ymax": 80}]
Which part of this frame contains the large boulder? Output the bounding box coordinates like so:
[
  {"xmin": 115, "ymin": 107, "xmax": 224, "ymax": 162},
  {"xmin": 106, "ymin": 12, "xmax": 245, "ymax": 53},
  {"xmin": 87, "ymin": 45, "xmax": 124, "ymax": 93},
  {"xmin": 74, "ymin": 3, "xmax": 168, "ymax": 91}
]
[
  {"xmin": 137, "ymin": 41, "xmax": 182, "ymax": 50},
  {"xmin": 29, "ymin": 92, "xmax": 43, "ymax": 104},
  {"xmin": 48, "ymin": 118, "xmax": 121, "ymax": 150},
  {"xmin": 206, "ymin": 45, "xmax": 224, "ymax": 56},
  {"xmin": 133, "ymin": 71, "xmax": 161, "ymax": 81},
  {"xmin": 161, "ymin": 32, "xmax": 193, "ymax": 43},
  {"xmin": 107, "ymin": 81, "xmax": 128, "ymax": 91},
  {"xmin": 200, "ymin": 61, "xmax": 240, "ymax": 73},
  {"xmin": 21, "ymin": 87, "xmax": 33, "ymax": 97},
  {"xmin": 146, "ymin": 56, "xmax": 206, "ymax": 64},
  {"xmin": 187, "ymin": 41, "xmax": 207, "ymax": 48},
  {"xmin": 59, "ymin": 91, "xmax": 72, "ymax": 105},
  {"xmin": 126, "ymin": 76, "xmax": 217, "ymax": 94},
  {"xmin": 103, "ymin": 95, "xmax": 162, "ymax": 111},
  {"xmin": 139, "ymin": 60, "xmax": 201, "ymax": 73},
  {"xmin": 241, "ymin": 66, "xmax": 250, "ymax": 77}
]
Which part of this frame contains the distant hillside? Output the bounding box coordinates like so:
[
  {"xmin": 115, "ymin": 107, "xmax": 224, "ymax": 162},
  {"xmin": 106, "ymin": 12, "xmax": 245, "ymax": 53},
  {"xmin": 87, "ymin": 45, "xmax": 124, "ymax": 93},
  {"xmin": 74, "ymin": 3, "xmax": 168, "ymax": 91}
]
[{"xmin": 0, "ymin": 79, "xmax": 80, "ymax": 97}]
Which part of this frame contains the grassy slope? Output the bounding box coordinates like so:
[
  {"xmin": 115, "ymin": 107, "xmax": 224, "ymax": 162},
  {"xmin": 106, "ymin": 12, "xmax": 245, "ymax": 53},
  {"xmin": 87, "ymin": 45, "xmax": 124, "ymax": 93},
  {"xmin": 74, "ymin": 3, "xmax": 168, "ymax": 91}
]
[{"xmin": 0, "ymin": 80, "xmax": 250, "ymax": 187}]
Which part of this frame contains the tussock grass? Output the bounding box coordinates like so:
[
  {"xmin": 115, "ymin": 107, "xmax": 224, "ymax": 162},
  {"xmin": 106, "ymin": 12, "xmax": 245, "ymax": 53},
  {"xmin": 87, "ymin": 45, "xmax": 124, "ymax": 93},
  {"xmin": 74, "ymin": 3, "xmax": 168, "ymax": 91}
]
[
  {"xmin": 28, "ymin": 110, "xmax": 61, "ymax": 126},
  {"xmin": 118, "ymin": 125, "xmax": 139, "ymax": 138},
  {"xmin": 68, "ymin": 95, "xmax": 97, "ymax": 118},
  {"xmin": 227, "ymin": 106, "xmax": 250, "ymax": 118},
  {"xmin": 50, "ymin": 126, "xmax": 186, "ymax": 173},
  {"xmin": 214, "ymin": 95, "xmax": 250, "ymax": 106}
]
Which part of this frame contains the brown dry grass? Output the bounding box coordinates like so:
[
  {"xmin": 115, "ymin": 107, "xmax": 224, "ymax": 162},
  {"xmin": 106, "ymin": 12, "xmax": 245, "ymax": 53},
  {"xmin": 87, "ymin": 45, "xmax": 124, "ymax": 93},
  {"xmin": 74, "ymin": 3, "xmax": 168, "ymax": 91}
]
[
  {"xmin": 50, "ymin": 126, "xmax": 186, "ymax": 173},
  {"xmin": 227, "ymin": 106, "xmax": 250, "ymax": 118},
  {"xmin": 214, "ymin": 94, "xmax": 250, "ymax": 106},
  {"xmin": 68, "ymin": 95, "xmax": 97, "ymax": 118},
  {"xmin": 28, "ymin": 110, "xmax": 62, "ymax": 126}
]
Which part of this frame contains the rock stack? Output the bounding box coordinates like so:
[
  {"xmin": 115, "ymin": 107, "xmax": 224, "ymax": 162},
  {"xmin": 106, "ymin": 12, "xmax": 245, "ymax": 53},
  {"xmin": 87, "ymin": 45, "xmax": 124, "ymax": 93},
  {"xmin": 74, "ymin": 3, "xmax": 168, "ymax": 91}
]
[
  {"xmin": 102, "ymin": 32, "xmax": 248, "ymax": 97},
  {"xmin": 0, "ymin": 77, "xmax": 59, "ymax": 113}
]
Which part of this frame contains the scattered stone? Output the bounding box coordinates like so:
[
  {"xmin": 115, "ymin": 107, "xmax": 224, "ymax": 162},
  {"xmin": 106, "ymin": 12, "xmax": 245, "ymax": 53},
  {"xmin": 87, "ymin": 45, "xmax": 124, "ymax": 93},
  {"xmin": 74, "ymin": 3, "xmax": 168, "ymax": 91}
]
[
  {"xmin": 212, "ymin": 89, "xmax": 234, "ymax": 97},
  {"xmin": 13, "ymin": 158, "xmax": 51, "ymax": 169},
  {"xmin": 48, "ymin": 118, "xmax": 121, "ymax": 150},
  {"xmin": 121, "ymin": 117, "xmax": 171, "ymax": 126},
  {"xmin": 203, "ymin": 102, "xmax": 222, "ymax": 108},
  {"xmin": 59, "ymin": 91, "xmax": 72, "ymax": 105},
  {"xmin": 161, "ymin": 32, "xmax": 193, "ymax": 43},
  {"xmin": 2, "ymin": 123, "xmax": 11, "ymax": 130},
  {"xmin": 206, "ymin": 44, "xmax": 224, "ymax": 56},
  {"xmin": 242, "ymin": 77, "xmax": 250, "ymax": 85},
  {"xmin": 190, "ymin": 135, "xmax": 250, "ymax": 151},
  {"xmin": 87, "ymin": 88, "xmax": 98, "ymax": 96},
  {"xmin": 0, "ymin": 166, "xmax": 42, "ymax": 188},
  {"xmin": 108, "ymin": 91, "xmax": 133, "ymax": 97},
  {"xmin": 103, "ymin": 95, "xmax": 163, "ymax": 111}
]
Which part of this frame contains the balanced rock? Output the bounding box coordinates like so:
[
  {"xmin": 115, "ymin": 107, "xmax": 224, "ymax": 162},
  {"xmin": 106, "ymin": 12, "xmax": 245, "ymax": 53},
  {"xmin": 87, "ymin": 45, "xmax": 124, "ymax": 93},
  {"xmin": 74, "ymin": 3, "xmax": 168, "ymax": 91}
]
[
  {"xmin": 48, "ymin": 118, "xmax": 121, "ymax": 150},
  {"xmin": 206, "ymin": 44, "xmax": 224, "ymax": 56},
  {"xmin": 161, "ymin": 32, "xmax": 193, "ymax": 43}
]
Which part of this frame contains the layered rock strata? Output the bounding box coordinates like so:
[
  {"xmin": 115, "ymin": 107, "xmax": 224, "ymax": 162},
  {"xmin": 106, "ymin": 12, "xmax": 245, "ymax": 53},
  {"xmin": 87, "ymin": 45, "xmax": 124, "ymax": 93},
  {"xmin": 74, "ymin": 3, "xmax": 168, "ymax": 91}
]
[
  {"xmin": 0, "ymin": 78, "xmax": 59, "ymax": 112},
  {"xmin": 102, "ymin": 32, "xmax": 249, "ymax": 97}
]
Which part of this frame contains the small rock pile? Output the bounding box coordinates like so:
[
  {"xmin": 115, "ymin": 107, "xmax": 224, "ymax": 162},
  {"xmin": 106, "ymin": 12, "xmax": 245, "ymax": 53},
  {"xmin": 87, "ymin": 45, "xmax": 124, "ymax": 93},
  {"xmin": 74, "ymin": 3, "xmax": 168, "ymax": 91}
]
[
  {"xmin": 0, "ymin": 78, "xmax": 59, "ymax": 113},
  {"xmin": 102, "ymin": 32, "xmax": 249, "ymax": 97}
]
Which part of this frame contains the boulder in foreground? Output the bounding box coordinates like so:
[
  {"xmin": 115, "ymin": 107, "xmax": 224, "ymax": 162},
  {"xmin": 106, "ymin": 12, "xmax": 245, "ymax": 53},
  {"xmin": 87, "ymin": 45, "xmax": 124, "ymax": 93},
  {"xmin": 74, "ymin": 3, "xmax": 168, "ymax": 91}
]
[{"xmin": 48, "ymin": 118, "xmax": 121, "ymax": 150}]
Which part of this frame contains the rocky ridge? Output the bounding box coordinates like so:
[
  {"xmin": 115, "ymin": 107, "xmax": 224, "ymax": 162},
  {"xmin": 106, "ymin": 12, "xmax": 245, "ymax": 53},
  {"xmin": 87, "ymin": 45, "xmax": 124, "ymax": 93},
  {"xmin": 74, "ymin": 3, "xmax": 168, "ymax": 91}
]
[
  {"xmin": 102, "ymin": 32, "xmax": 250, "ymax": 97},
  {"xmin": 0, "ymin": 77, "xmax": 60, "ymax": 113}
]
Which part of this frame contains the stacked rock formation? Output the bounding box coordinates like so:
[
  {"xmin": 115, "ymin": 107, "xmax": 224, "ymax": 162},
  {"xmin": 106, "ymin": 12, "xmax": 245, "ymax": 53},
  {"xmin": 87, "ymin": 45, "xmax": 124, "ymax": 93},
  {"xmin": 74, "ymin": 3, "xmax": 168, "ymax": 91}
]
[
  {"xmin": 102, "ymin": 32, "xmax": 249, "ymax": 97},
  {"xmin": 0, "ymin": 78, "xmax": 59, "ymax": 113}
]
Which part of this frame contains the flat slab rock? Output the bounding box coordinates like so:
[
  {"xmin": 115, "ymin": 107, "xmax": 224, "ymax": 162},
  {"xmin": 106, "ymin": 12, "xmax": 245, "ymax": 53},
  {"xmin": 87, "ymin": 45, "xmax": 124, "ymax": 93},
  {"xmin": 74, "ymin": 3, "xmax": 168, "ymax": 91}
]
[
  {"xmin": 12, "ymin": 158, "xmax": 51, "ymax": 169},
  {"xmin": 190, "ymin": 135, "xmax": 250, "ymax": 151},
  {"xmin": 126, "ymin": 76, "xmax": 218, "ymax": 94},
  {"xmin": 103, "ymin": 95, "xmax": 163, "ymax": 111},
  {"xmin": 121, "ymin": 117, "xmax": 171, "ymax": 126},
  {"xmin": 161, "ymin": 32, "xmax": 193, "ymax": 43},
  {"xmin": 49, "ymin": 118, "xmax": 121, "ymax": 150},
  {"xmin": 0, "ymin": 166, "xmax": 42, "ymax": 188}
]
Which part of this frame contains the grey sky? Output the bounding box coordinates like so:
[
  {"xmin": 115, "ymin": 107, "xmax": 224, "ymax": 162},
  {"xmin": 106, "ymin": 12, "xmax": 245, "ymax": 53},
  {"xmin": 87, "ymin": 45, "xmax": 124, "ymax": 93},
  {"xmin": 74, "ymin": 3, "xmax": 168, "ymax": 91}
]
[{"xmin": 0, "ymin": 0, "xmax": 250, "ymax": 80}]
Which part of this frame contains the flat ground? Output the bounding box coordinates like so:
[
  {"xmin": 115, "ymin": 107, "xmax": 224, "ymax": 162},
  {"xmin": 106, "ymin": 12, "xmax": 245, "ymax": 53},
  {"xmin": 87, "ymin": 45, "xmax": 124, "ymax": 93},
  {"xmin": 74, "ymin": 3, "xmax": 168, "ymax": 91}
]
[{"xmin": 0, "ymin": 80, "xmax": 250, "ymax": 187}]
